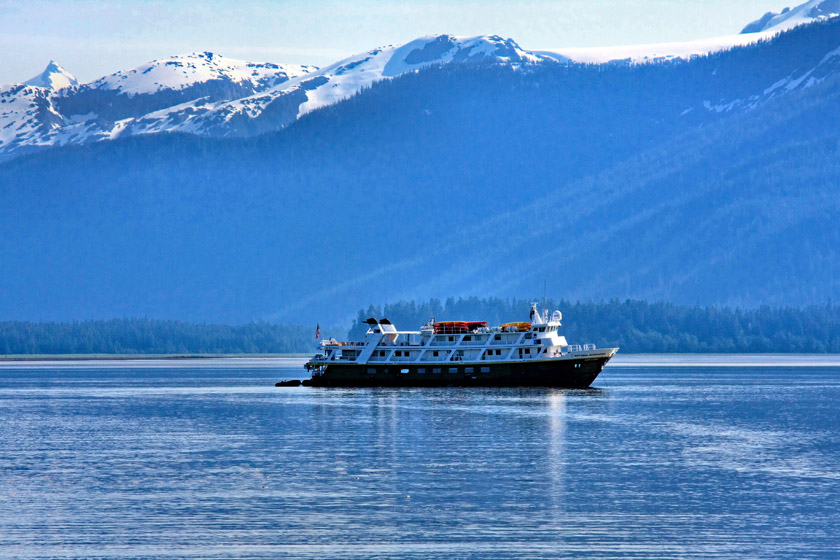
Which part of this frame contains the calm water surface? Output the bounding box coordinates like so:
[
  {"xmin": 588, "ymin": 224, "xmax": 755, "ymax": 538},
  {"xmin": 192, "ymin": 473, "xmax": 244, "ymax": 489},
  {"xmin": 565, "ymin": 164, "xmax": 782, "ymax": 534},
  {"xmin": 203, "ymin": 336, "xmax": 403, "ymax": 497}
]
[{"xmin": 1, "ymin": 356, "xmax": 838, "ymax": 559}]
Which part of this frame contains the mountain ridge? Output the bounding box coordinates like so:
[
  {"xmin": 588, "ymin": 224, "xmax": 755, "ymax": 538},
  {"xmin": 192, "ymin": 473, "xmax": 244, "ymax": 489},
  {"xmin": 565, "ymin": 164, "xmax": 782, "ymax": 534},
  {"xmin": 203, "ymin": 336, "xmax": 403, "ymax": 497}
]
[
  {"xmin": 0, "ymin": 35, "xmax": 557, "ymax": 161},
  {"xmin": 3, "ymin": 0, "xmax": 837, "ymax": 163}
]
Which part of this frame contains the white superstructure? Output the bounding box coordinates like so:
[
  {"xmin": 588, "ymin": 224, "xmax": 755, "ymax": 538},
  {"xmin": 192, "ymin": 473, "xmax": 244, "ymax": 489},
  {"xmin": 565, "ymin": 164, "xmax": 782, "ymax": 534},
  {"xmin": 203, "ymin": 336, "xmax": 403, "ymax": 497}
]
[{"xmin": 309, "ymin": 303, "xmax": 615, "ymax": 371}]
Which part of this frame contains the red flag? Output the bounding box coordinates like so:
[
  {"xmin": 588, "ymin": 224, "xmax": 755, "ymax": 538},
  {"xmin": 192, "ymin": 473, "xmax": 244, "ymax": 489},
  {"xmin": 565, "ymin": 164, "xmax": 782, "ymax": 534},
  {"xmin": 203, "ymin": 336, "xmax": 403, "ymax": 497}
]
[{"xmin": 315, "ymin": 323, "xmax": 321, "ymax": 340}]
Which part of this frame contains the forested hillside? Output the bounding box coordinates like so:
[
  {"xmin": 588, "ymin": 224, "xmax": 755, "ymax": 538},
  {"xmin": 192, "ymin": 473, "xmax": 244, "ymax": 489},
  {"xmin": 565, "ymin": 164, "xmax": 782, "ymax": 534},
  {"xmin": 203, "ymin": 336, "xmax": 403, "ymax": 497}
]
[{"xmin": 2, "ymin": 20, "xmax": 840, "ymax": 323}]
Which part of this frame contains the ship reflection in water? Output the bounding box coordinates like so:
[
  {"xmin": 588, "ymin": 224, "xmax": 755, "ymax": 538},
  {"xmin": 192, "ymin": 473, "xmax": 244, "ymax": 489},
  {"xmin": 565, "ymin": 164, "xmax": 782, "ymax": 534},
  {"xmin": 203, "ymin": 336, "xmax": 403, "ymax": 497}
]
[{"xmin": 0, "ymin": 358, "xmax": 838, "ymax": 559}]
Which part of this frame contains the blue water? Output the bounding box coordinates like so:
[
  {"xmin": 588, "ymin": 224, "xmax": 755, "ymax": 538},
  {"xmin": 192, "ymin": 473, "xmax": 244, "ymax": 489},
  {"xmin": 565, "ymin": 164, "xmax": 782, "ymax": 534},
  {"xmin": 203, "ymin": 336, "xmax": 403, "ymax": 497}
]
[{"xmin": 1, "ymin": 356, "xmax": 839, "ymax": 559}]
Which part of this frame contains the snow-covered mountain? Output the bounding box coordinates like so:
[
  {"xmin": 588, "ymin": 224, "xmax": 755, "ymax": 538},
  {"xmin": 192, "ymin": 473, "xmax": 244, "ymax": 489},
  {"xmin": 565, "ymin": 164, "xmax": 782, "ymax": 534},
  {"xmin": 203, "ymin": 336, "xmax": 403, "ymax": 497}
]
[
  {"xmin": 741, "ymin": 0, "xmax": 839, "ymax": 33},
  {"xmin": 1, "ymin": 0, "xmax": 839, "ymax": 162},
  {"xmin": 24, "ymin": 61, "xmax": 78, "ymax": 90},
  {"xmin": 124, "ymin": 35, "xmax": 557, "ymax": 138},
  {"xmin": 0, "ymin": 35, "xmax": 555, "ymax": 159},
  {"xmin": 4, "ymin": 9, "xmax": 840, "ymax": 321},
  {"xmin": 0, "ymin": 52, "xmax": 315, "ymax": 159}
]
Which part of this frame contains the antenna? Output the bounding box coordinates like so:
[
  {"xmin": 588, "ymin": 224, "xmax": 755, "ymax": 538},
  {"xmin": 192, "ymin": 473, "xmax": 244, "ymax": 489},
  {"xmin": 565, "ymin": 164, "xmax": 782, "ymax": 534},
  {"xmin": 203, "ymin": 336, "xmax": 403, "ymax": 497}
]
[{"xmin": 542, "ymin": 279, "xmax": 547, "ymax": 312}]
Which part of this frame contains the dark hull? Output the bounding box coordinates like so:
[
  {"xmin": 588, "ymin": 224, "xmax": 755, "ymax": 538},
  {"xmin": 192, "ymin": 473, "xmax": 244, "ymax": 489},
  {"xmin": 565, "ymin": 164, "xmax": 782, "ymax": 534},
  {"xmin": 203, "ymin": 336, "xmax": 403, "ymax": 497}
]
[{"xmin": 302, "ymin": 356, "xmax": 611, "ymax": 388}]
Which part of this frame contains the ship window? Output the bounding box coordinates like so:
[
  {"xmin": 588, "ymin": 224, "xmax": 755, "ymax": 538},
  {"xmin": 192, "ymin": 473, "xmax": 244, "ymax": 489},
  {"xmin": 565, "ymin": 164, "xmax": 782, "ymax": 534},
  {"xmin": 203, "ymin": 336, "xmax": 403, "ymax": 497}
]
[
  {"xmin": 481, "ymin": 367, "xmax": 490, "ymax": 373},
  {"xmin": 494, "ymin": 335, "xmax": 501, "ymax": 340},
  {"xmin": 448, "ymin": 336, "xmax": 454, "ymax": 342},
  {"xmin": 536, "ymin": 340, "xmax": 541, "ymax": 344},
  {"xmin": 394, "ymin": 351, "xmax": 400, "ymax": 357},
  {"xmin": 418, "ymin": 368, "xmax": 426, "ymax": 374},
  {"xmin": 464, "ymin": 336, "xmax": 471, "ymax": 341},
  {"xmin": 433, "ymin": 351, "xmax": 439, "ymax": 357},
  {"xmin": 496, "ymin": 349, "xmax": 502, "ymax": 355},
  {"xmin": 449, "ymin": 367, "xmax": 458, "ymax": 373},
  {"xmin": 367, "ymin": 368, "xmax": 375, "ymax": 374},
  {"xmin": 465, "ymin": 367, "xmax": 474, "ymax": 373},
  {"xmin": 433, "ymin": 368, "xmax": 441, "ymax": 373}
]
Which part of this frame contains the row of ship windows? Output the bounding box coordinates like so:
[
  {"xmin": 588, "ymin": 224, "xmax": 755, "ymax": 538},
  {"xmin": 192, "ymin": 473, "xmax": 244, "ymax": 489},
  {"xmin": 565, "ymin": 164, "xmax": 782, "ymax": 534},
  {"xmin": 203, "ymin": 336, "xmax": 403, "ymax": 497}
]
[
  {"xmin": 383, "ymin": 348, "xmax": 523, "ymax": 357},
  {"xmin": 367, "ymin": 367, "xmax": 492, "ymax": 374}
]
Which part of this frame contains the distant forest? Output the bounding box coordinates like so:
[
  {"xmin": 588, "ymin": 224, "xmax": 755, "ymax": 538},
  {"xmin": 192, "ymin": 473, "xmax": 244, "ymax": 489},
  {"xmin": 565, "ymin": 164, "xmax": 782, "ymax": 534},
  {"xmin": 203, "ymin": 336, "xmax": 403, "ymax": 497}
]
[
  {"xmin": 1, "ymin": 299, "xmax": 839, "ymax": 355},
  {"xmin": 0, "ymin": 319, "xmax": 315, "ymax": 355},
  {"xmin": 349, "ymin": 298, "xmax": 840, "ymax": 353}
]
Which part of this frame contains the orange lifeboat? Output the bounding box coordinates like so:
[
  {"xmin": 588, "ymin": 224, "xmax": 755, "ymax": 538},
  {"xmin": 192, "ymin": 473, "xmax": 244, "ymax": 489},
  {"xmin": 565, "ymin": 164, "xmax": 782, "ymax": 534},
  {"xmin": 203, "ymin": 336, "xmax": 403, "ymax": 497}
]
[{"xmin": 500, "ymin": 322, "xmax": 532, "ymax": 332}]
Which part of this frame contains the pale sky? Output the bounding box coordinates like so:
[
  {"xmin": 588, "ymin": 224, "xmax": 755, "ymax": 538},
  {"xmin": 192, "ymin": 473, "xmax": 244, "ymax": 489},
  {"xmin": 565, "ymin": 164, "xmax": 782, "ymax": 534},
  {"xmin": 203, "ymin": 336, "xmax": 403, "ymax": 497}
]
[{"xmin": 1, "ymin": 0, "xmax": 792, "ymax": 85}]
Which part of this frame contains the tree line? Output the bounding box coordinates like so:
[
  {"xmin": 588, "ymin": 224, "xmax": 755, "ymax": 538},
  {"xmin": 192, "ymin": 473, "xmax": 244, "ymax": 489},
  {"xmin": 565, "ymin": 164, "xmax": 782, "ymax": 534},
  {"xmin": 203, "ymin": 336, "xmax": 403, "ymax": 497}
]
[
  {"xmin": 0, "ymin": 319, "xmax": 316, "ymax": 355},
  {"xmin": 2, "ymin": 298, "xmax": 838, "ymax": 355}
]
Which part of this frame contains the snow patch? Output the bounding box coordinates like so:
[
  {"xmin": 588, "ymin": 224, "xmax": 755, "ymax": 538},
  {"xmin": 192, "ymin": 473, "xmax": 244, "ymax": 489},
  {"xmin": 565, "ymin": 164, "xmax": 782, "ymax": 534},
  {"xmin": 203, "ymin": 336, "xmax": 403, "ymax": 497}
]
[{"xmin": 89, "ymin": 52, "xmax": 315, "ymax": 95}]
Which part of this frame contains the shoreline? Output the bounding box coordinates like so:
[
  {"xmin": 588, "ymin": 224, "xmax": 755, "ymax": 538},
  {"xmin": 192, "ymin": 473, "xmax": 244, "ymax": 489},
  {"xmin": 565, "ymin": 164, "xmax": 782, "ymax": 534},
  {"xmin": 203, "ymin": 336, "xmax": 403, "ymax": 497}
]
[{"xmin": 1, "ymin": 353, "xmax": 839, "ymax": 365}]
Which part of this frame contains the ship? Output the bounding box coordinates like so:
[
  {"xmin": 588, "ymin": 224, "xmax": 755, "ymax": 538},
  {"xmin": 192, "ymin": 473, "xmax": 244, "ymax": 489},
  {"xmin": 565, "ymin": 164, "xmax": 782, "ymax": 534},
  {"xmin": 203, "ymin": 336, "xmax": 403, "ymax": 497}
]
[{"xmin": 287, "ymin": 303, "xmax": 617, "ymax": 388}]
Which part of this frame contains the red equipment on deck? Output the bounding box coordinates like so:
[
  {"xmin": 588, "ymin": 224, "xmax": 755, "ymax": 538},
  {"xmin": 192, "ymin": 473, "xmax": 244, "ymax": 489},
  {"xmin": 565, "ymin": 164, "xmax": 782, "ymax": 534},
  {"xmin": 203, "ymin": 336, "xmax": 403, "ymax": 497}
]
[{"xmin": 433, "ymin": 321, "xmax": 489, "ymax": 334}]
